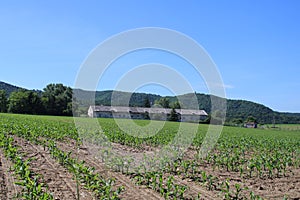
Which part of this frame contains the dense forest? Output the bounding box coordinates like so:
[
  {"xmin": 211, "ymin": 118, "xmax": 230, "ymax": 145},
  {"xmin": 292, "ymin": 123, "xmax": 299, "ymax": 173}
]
[
  {"xmin": 0, "ymin": 82, "xmax": 73, "ymax": 116},
  {"xmin": 1, "ymin": 81, "xmax": 300, "ymax": 124}
]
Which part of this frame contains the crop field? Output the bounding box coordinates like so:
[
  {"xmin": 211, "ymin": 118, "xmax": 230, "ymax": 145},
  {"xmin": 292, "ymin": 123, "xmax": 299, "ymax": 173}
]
[
  {"xmin": 0, "ymin": 113, "xmax": 299, "ymax": 200},
  {"xmin": 263, "ymin": 124, "xmax": 300, "ymax": 131}
]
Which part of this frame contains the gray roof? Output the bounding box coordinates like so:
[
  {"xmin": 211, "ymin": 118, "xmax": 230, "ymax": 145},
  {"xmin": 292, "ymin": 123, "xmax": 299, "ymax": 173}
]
[
  {"xmin": 176, "ymin": 109, "xmax": 207, "ymax": 116},
  {"xmin": 89, "ymin": 105, "xmax": 207, "ymax": 116}
]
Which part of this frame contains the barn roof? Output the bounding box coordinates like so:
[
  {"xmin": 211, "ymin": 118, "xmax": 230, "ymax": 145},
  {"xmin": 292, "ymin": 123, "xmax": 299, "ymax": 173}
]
[{"xmin": 89, "ymin": 105, "xmax": 207, "ymax": 116}]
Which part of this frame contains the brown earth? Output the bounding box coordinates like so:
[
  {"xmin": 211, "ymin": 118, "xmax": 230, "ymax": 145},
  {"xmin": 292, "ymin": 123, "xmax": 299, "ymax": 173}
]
[
  {"xmin": 56, "ymin": 139, "xmax": 164, "ymax": 200},
  {"xmin": 1, "ymin": 136, "xmax": 299, "ymax": 200},
  {"xmin": 12, "ymin": 136, "xmax": 95, "ymax": 200},
  {"xmin": 0, "ymin": 149, "xmax": 22, "ymax": 200},
  {"xmin": 183, "ymin": 148, "xmax": 300, "ymax": 200},
  {"xmin": 78, "ymin": 139, "xmax": 300, "ymax": 200}
]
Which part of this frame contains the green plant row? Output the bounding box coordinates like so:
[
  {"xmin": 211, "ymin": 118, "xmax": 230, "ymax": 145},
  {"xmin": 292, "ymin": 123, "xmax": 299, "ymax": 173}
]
[
  {"xmin": 0, "ymin": 132, "xmax": 53, "ymax": 200},
  {"xmin": 0, "ymin": 113, "xmax": 299, "ymax": 200},
  {"xmin": 163, "ymin": 158, "xmax": 263, "ymax": 200},
  {"xmin": 0, "ymin": 115, "xmax": 123, "ymax": 199},
  {"xmin": 47, "ymin": 140, "xmax": 123, "ymax": 199},
  {"xmin": 132, "ymin": 172, "xmax": 187, "ymax": 199},
  {"xmin": 204, "ymin": 136, "xmax": 299, "ymax": 178}
]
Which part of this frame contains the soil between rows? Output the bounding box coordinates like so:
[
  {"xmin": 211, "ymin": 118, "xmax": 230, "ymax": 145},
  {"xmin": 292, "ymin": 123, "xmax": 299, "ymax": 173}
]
[
  {"xmin": 56, "ymin": 139, "xmax": 164, "ymax": 200},
  {"xmin": 1, "ymin": 135, "xmax": 299, "ymax": 200},
  {"xmin": 69, "ymin": 138, "xmax": 300, "ymax": 200},
  {"xmin": 0, "ymin": 149, "xmax": 23, "ymax": 200},
  {"xmin": 12, "ymin": 136, "xmax": 95, "ymax": 200}
]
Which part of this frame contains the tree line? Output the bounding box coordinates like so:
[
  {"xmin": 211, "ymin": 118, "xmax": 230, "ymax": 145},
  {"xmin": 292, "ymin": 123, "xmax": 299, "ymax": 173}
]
[
  {"xmin": 0, "ymin": 83, "xmax": 74, "ymax": 116},
  {"xmin": 1, "ymin": 82, "xmax": 300, "ymax": 124}
]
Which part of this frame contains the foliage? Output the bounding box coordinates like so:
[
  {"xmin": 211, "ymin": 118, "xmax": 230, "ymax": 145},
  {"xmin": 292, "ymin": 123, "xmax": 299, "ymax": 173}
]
[
  {"xmin": 1, "ymin": 81, "xmax": 300, "ymax": 123},
  {"xmin": 143, "ymin": 95, "xmax": 151, "ymax": 108},
  {"xmin": 42, "ymin": 83, "xmax": 73, "ymax": 116},
  {"xmin": 1, "ymin": 82, "xmax": 75, "ymax": 116},
  {"xmin": 155, "ymin": 97, "xmax": 170, "ymax": 108},
  {"xmin": 0, "ymin": 81, "xmax": 24, "ymax": 96},
  {"xmin": 8, "ymin": 90, "xmax": 43, "ymax": 114},
  {"xmin": 170, "ymin": 100, "xmax": 181, "ymax": 109},
  {"xmin": 75, "ymin": 89, "xmax": 300, "ymax": 124},
  {"xmin": 246, "ymin": 116, "xmax": 257, "ymax": 123},
  {"xmin": 0, "ymin": 90, "xmax": 8, "ymax": 112},
  {"xmin": 168, "ymin": 108, "xmax": 179, "ymax": 122}
]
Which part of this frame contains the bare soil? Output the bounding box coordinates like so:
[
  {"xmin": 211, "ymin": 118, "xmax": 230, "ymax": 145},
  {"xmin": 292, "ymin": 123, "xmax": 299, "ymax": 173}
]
[
  {"xmin": 12, "ymin": 136, "xmax": 95, "ymax": 200},
  {"xmin": 0, "ymin": 149, "xmax": 22, "ymax": 200},
  {"xmin": 80, "ymin": 140, "xmax": 300, "ymax": 200},
  {"xmin": 183, "ymin": 148, "xmax": 300, "ymax": 200},
  {"xmin": 56, "ymin": 139, "xmax": 164, "ymax": 200},
  {"xmin": 1, "ymin": 136, "xmax": 299, "ymax": 200}
]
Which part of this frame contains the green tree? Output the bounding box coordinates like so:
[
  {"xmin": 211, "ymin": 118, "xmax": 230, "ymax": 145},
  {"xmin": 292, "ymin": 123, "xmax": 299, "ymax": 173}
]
[
  {"xmin": 143, "ymin": 96, "xmax": 151, "ymax": 108},
  {"xmin": 170, "ymin": 100, "xmax": 181, "ymax": 109},
  {"xmin": 0, "ymin": 90, "xmax": 7, "ymax": 112},
  {"xmin": 8, "ymin": 90, "xmax": 43, "ymax": 114},
  {"xmin": 168, "ymin": 108, "xmax": 179, "ymax": 122},
  {"xmin": 231, "ymin": 118, "xmax": 243, "ymax": 125},
  {"xmin": 42, "ymin": 83, "xmax": 73, "ymax": 116},
  {"xmin": 155, "ymin": 97, "xmax": 170, "ymax": 108},
  {"xmin": 27, "ymin": 90, "xmax": 44, "ymax": 114},
  {"xmin": 246, "ymin": 116, "xmax": 257, "ymax": 123}
]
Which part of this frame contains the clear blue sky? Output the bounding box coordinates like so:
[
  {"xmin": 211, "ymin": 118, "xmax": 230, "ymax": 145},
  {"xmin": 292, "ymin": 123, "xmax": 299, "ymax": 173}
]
[{"xmin": 0, "ymin": 1, "xmax": 299, "ymax": 112}]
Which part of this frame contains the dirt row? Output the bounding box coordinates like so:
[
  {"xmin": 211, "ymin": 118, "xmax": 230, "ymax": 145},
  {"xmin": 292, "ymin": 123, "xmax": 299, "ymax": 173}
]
[
  {"xmin": 72, "ymin": 139, "xmax": 300, "ymax": 200},
  {"xmin": 2, "ymin": 135, "xmax": 299, "ymax": 199},
  {"xmin": 56, "ymin": 140, "xmax": 164, "ymax": 200},
  {"xmin": 196, "ymin": 159, "xmax": 300, "ymax": 199},
  {"xmin": 12, "ymin": 136, "xmax": 95, "ymax": 200},
  {"xmin": 183, "ymin": 148, "xmax": 300, "ymax": 199},
  {"xmin": 1, "ymin": 135, "xmax": 165, "ymax": 200},
  {"xmin": 57, "ymin": 139, "xmax": 221, "ymax": 200},
  {"xmin": 59, "ymin": 138, "xmax": 300, "ymax": 200},
  {"xmin": 0, "ymin": 149, "xmax": 22, "ymax": 200}
]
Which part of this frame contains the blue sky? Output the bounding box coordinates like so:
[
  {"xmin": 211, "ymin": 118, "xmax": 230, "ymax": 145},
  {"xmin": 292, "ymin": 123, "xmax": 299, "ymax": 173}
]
[{"xmin": 0, "ymin": 1, "xmax": 299, "ymax": 112}]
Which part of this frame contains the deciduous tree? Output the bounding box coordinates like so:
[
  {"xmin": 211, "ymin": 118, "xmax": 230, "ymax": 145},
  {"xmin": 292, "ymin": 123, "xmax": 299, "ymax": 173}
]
[
  {"xmin": 0, "ymin": 90, "xmax": 7, "ymax": 112},
  {"xmin": 168, "ymin": 108, "xmax": 179, "ymax": 121},
  {"xmin": 42, "ymin": 83, "xmax": 73, "ymax": 116},
  {"xmin": 8, "ymin": 90, "xmax": 43, "ymax": 114},
  {"xmin": 155, "ymin": 97, "xmax": 170, "ymax": 108},
  {"xmin": 143, "ymin": 96, "xmax": 151, "ymax": 108}
]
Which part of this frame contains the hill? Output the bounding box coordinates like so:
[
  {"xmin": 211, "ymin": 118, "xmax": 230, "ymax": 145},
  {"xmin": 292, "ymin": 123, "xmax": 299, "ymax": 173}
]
[
  {"xmin": 74, "ymin": 89, "xmax": 161, "ymax": 108},
  {"xmin": 0, "ymin": 81, "xmax": 23, "ymax": 96},
  {"xmin": 1, "ymin": 81, "xmax": 299, "ymax": 124},
  {"xmin": 0, "ymin": 81, "xmax": 42, "ymax": 96},
  {"xmin": 74, "ymin": 89, "xmax": 300, "ymax": 124}
]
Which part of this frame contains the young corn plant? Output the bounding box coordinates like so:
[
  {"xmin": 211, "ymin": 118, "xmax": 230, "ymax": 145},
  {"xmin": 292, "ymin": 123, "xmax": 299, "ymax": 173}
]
[{"xmin": 0, "ymin": 132, "xmax": 53, "ymax": 199}]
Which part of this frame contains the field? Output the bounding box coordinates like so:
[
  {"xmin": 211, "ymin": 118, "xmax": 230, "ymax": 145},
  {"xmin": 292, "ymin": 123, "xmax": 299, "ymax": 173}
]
[
  {"xmin": 263, "ymin": 124, "xmax": 300, "ymax": 131},
  {"xmin": 0, "ymin": 113, "xmax": 299, "ymax": 200}
]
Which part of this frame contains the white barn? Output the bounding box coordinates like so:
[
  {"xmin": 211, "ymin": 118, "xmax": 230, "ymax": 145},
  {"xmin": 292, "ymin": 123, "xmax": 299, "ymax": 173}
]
[{"xmin": 88, "ymin": 105, "xmax": 208, "ymax": 122}]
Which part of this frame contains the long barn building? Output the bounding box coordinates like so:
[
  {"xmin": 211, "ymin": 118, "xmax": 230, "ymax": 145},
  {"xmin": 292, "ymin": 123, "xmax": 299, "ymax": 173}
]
[{"xmin": 88, "ymin": 105, "xmax": 208, "ymax": 122}]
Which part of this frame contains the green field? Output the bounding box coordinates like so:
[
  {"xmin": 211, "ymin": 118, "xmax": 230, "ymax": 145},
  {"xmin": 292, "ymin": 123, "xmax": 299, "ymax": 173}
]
[
  {"xmin": 0, "ymin": 113, "xmax": 299, "ymax": 199},
  {"xmin": 262, "ymin": 124, "xmax": 300, "ymax": 131}
]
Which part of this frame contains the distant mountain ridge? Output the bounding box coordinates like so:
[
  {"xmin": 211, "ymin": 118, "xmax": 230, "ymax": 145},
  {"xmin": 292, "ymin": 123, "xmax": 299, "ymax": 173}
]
[
  {"xmin": 1, "ymin": 81, "xmax": 300, "ymax": 124},
  {"xmin": 74, "ymin": 89, "xmax": 300, "ymax": 124},
  {"xmin": 0, "ymin": 81, "xmax": 24, "ymax": 96},
  {"xmin": 0, "ymin": 81, "xmax": 42, "ymax": 96}
]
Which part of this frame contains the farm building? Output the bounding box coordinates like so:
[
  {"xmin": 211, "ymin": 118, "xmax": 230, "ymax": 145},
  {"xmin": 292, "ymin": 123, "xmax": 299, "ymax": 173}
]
[
  {"xmin": 88, "ymin": 105, "xmax": 208, "ymax": 122},
  {"xmin": 244, "ymin": 122, "xmax": 258, "ymax": 128}
]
